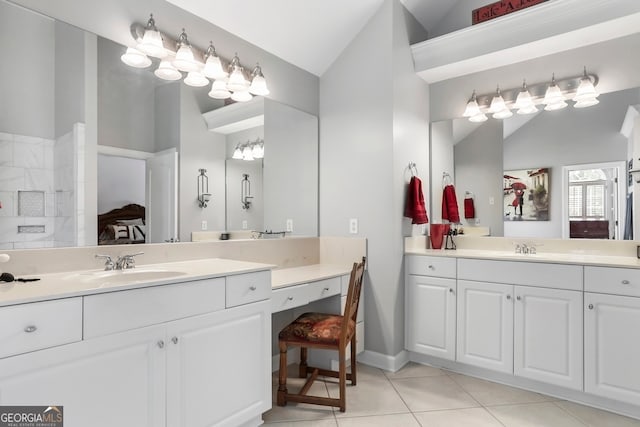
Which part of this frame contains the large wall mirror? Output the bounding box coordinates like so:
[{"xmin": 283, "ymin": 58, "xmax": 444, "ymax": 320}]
[
  {"xmin": 0, "ymin": 0, "xmax": 318, "ymax": 249},
  {"xmin": 431, "ymin": 86, "xmax": 640, "ymax": 240}
]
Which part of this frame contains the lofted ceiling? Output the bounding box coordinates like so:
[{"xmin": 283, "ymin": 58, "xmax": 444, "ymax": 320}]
[{"xmin": 164, "ymin": 0, "xmax": 454, "ymax": 77}]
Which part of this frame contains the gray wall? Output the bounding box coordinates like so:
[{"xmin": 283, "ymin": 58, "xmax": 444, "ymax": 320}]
[
  {"xmin": 55, "ymin": 20, "xmax": 85, "ymax": 138},
  {"xmin": 0, "ymin": 1, "xmax": 54, "ymax": 139},
  {"xmin": 454, "ymin": 120, "xmax": 504, "ymax": 236},
  {"xmin": 155, "ymin": 83, "xmax": 181, "ymax": 153},
  {"xmin": 320, "ymin": 0, "xmax": 429, "ymax": 358},
  {"xmin": 97, "ymin": 154, "xmax": 145, "ymax": 214},
  {"xmin": 430, "ymin": 120, "xmax": 455, "ymax": 223},
  {"xmin": 264, "ymin": 100, "xmax": 318, "ymax": 236}
]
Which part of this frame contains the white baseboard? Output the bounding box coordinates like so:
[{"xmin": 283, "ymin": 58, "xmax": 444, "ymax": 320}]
[{"xmin": 358, "ymin": 349, "xmax": 410, "ymax": 372}]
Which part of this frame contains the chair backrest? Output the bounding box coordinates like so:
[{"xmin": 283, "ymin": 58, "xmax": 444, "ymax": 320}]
[{"xmin": 340, "ymin": 256, "xmax": 366, "ymax": 343}]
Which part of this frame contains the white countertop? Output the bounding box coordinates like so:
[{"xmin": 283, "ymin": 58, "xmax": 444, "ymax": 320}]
[
  {"xmin": 272, "ymin": 264, "xmax": 352, "ymax": 289},
  {"xmin": 406, "ymin": 248, "xmax": 640, "ymax": 268},
  {"xmin": 0, "ymin": 258, "xmax": 274, "ymax": 307}
]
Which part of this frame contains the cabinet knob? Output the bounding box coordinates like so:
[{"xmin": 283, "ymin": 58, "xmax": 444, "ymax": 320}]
[
  {"xmin": 588, "ymin": 304, "xmax": 594, "ymax": 310},
  {"xmin": 171, "ymin": 336, "xmax": 179, "ymax": 345},
  {"xmin": 428, "ymin": 265, "xmax": 435, "ymax": 270},
  {"xmin": 449, "ymin": 288, "xmax": 454, "ymax": 293},
  {"xmin": 24, "ymin": 325, "xmax": 37, "ymax": 333},
  {"xmin": 287, "ymin": 296, "xmax": 294, "ymax": 301},
  {"xmin": 249, "ymin": 285, "xmax": 257, "ymax": 291},
  {"xmin": 506, "ymin": 294, "xmax": 512, "ymax": 300},
  {"xmin": 157, "ymin": 340, "xmax": 165, "ymax": 349},
  {"xmin": 323, "ymin": 287, "xmax": 330, "ymax": 291},
  {"xmin": 516, "ymin": 296, "xmax": 521, "ymax": 301},
  {"xmin": 622, "ymin": 280, "xmax": 630, "ymax": 285}
]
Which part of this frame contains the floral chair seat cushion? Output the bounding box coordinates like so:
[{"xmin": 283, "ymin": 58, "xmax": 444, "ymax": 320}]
[{"xmin": 278, "ymin": 312, "xmax": 355, "ymax": 346}]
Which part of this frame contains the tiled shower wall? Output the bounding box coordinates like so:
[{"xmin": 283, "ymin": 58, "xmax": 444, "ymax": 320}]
[{"xmin": 0, "ymin": 124, "xmax": 85, "ymax": 249}]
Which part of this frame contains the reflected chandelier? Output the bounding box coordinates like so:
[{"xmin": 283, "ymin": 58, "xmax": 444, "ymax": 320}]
[{"xmin": 121, "ymin": 14, "xmax": 270, "ymax": 102}]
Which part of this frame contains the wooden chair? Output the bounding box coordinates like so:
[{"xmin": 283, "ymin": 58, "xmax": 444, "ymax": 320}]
[{"xmin": 277, "ymin": 256, "xmax": 366, "ymax": 412}]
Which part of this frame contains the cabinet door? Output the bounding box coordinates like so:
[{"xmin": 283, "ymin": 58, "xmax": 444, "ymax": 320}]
[
  {"xmin": 166, "ymin": 300, "xmax": 271, "ymax": 427},
  {"xmin": 406, "ymin": 275, "xmax": 456, "ymax": 360},
  {"xmin": 0, "ymin": 325, "xmax": 166, "ymax": 427},
  {"xmin": 514, "ymin": 286, "xmax": 583, "ymax": 390},
  {"xmin": 585, "ymin": 293, "xmax": 640, "ymax": 405},
  {"xmin": 457, "ymin": 280, "xmax": 513, "ymax": 373}
]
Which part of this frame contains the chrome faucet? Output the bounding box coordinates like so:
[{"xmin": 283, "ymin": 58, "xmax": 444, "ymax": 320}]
[
  {"xmin": 115, "ymin": 252, "xmax": 144, "ymax": 270},
  {"xmin": 95, "ymin": 254, "xmax": 115, "ymax": 270}
]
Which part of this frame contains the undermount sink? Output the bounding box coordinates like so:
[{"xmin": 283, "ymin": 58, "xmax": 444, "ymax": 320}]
[{"xmin": 76, "ymin": 268, "xmax": 188, "ymax": 286}]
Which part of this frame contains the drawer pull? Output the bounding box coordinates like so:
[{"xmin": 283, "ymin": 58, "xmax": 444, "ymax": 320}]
[
  {"xmin": 24, "ymin": 325, "xmax": 37, "ymax": 333},
  {"xmin": 428, "ymin": 265, "xmax": 435, "ymax": 270},
  {"xmin": 157, "ymin": 340, "xmax": 165, "ymax": 349},
  {"xmin": 516, "ymin": 296, "xmax": 522, "ymax": 301},
  {"xmin": 588, "ymin": 304, "xmax": 594, "ymax": 310},
  {"xmin": 449, "ymin": 288, "xmax": 454, "ymax": 293},
  {"xmin": 506, "ymin": 294, "xmax": 512, "ymax": 300},
  {"xmin": 323, "ymin": 287, "xmax": 330, "ymax": 291},
  {"xmin": 622, "ymin": 280, "xmax": 630, "ymax": 285},
  {"xmin": 249, "ymin": 286, "xmax": 257, "ymax": 291},
  {"xmin": 171, "ymin": 336, "xmax": 179, "ymax": 345},
  {"xmin": 287, "ymin": 296, "xmax": 294, "ymax": 301}
]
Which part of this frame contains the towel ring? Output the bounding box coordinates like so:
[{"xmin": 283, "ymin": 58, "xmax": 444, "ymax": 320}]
[
  {"xmin": 442, "ymin": 172, "xmax": 453, "ymax": 186},
  {"xmin": 408, "ymin": 162, "xmax": 418, "ymax": 177}
]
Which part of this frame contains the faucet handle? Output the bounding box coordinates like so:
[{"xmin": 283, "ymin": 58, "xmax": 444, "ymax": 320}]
[
  {"xmin": 514, "ymin": 244, "xmax": 522, "ymax": 254},
  {"xmin": 119, "ymin": 252, "xmax": 144, "ymax": 269},
  {"xmin": 95, "ymin": 254, "xmax": 115, "ymax": 271}
]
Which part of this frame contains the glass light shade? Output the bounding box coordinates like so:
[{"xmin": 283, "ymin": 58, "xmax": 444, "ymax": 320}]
[
  {"xmin": 121, "ymin": 47, "xmax": 152, "ymax": 68},
  {"xmin": 252, "ymin": 143, "xmax": 264, "ymax": 159},
  {"xmin": 469, "ymin": 113, "xmax": 488, "ymax": 123},
  {"xmin": 203, "ymin": 55, "xmax": 228, "ymax": 80},
  {"xmin": 139, "ymin": 29, "xmax": 167, "ymax": 58},
  {"xmin": 232, "ymin": 147, "xmax": 243, "ymax": 159},
  {"xmin": 154, "ymin": 59, "xmax": 182, "ymax": 81},
  {"xmin": 513, "ymin": 89, "xmax": 534, "ymax": 110},
  {"xmin": 493, "ymin": 109, "xmax": 513, "ymax": 119},
  {"xmin": 517, "ymin": 105, "xmax": 539, "ymax": 115},
  {"xmin": 242, "ymin": 146, "xmax": 254, "ymax": 161},
  {"xmin": 488, "ymin": 93, "xmax": 507, "ymax": 114},
  {"xmin": 544, "ymin": 100, "xmax": 568, "ymax": 111},
  {"xmin": 463, "ymin": 99, "xmax": 481, "ymax": 117},
  {"xmin": 172, "ymin": 45, "xmax": 199, "ymax": 72},
  {"xmin": 574, "ymin": 98, "xmax": 600, "ymax": 108},
  {"xmin": 184, "ymin": 71, "xmax": 209, "ymax": 87},
  {"xmin": 573, "ymin": 78, "xmax": 599, "ymax": 102},
  {"xmin": 249, "ymin": 74, "xmax": 269, "ymax": 96},
  {"xmin": 227, "ymin": 67, "xmax": 249, "ymax": 92},
  {"xmin": 543, "ymin": 84, "xmax": 565, "ymax": 107},
  {"xmin": 231, "ymin": 89, "xmax": 253, "ymax": 102},
  {"xmin": 208, "ymin": 79, "xmax": 231, "ymax": 99}
]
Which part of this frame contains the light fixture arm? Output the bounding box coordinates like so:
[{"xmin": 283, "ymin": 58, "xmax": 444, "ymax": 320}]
[{"xmin": 197, "ymin": 168, "xmax": 211, "ymax": 208}]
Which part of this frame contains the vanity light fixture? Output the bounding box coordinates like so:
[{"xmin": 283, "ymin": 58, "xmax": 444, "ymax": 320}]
[
  {"xmin": 242, "ymin": 145, "xmax": 255, "ymax": 161},
  {"xmin": 122, "ymin": 14, "xmax": 269, "ymax": 103},
  {"xmin": 231, "ymin": 138, "xmax": 264, "ymax": 161},
  {"xmin": 461, "ymin": 68, "xmax": 599, "ymax": 122},
  {"xmin": 232, "ymin": 144, "xmax": 243, "ymax": 160},
  {"xmin": 197, "ymin": 168, "xmax": 212, "ymax": 208}
]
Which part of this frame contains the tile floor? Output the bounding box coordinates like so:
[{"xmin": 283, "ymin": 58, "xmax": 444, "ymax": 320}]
[{"xmin": 263, "ymin": 362, "xmax": 640, "ymax": 426}]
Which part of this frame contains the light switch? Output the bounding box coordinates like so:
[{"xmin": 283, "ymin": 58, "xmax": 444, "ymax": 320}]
[
  {"xmin": 349, "ymin": 218, "xmax": 358, "ymax": 234},
  {"xmin": 242, "ymin": 220, "xmax": 248, "ymax": 229},
  {"xmin": 489, "ymin": 197, "xmax": 495, "ymax": 205},
  {"xmin": 201, "ymin": 220, "xmax": 208, "ymax": 230},
  {"xmin": 286, "ymin": 219, "xmax": 293, "ymax": 232}
]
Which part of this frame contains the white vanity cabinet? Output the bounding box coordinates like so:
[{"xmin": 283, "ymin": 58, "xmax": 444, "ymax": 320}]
[
  {"xmin": 584, "ymin": 267, "xmax": 640, "ymax": 406},
  {"xmin": 0, "ymin": 270, "xmax": 272, "ymax": 427},
  {"xmin": 457, "ymin": 259, "xmax": 583, "ymax": 389},
  {"xmin": 405, "ymin": 256, "xmax": 457, "ymax": 360}
]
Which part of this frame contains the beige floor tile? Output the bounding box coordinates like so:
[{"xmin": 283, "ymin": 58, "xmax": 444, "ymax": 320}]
[
  {"xmin": 263, "ymin": 420, "xmax": 338, "ymax": 426},
  {"xmin": 449, "ymin": 373, "xmax": 556, "ymax": 406},
  {"xmin": 487, "ymin": 402, "xmax": 586, "ymax": 427},
  {"xmin": 326, "ymin": 375, "xmax": 410, "ymax": 418},
  {"xmin": 264, "ymin": 376, "xmax": 335, "ymax": 423},
  {"xmin": 413, "ymin": 407, "xmax": 504, "ymax": 427},
  {"xmin": 391, "ymin": 375, "xmax": 480, "ymax": 412},
  {"xmin": 555, "ymin": 401, "xmax": 640, "ymax": 427},
  {"xmin": 384, "ymin": 362, "xmax": 446, "ymax": 380},
  {"xmin": 337, "ymin": 413, "xmax": 421, "ymax": 426}
]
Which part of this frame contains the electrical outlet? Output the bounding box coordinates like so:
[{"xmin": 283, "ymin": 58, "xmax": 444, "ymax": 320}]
[
  {"xmin": 349, "ymin": 218, "xmax": 358, "ymax": 234},
  {"xmin": 286, "ymin": 219, "xmax": 293, "ymax": 232},
  {"xmin": 242, "ymin": 220, "xmax": 248, "ymax": 230},
  {"xmin": 201, "ymin": 220, "xmax": 208, "ymax": 230},
  {"xmin": 489, "ymin": 197, "xmax": 495, "ymax": 205}
]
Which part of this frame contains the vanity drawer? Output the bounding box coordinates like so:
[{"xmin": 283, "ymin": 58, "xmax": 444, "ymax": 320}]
[
  {"xmin": 457, "ymin": 258, "xmax": 582, "ymax": 291},
  {"xmin": 585, "ymin": 266, "xmax": 640, "ymax": 297},
  {"xmin": 307, "ymin": 277, "xmax": 341, "ymax": 302},
  {"xmin": 226, "ymin": 271, "xmax": 271, "ymax": 308},
  {"xmin": 406, "ymin": 255, "xmax": 456, "ymax": 278},
  {"xmin": 272, "ymin": 284, "xmax": 310, "ymax": 313},
  {"xmin": 84, "ymin": 278, "xmax": 226, "ymax": 338},
  {"xmin": 0, "ymin": 298, "xmax": 82, "ymax": 359}
]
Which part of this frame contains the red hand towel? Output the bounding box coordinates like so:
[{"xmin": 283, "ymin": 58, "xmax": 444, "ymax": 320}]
[
  {"xmin": 442, "ymin": 185, "xmax": 460, "ymax": 223},
  {"xmin": 404, "ymin": 176, "xmax": 428, "ymax": 224},
  {"xmin": 464, "ymin": 197, "xmax": 475, "ymax": 219}
]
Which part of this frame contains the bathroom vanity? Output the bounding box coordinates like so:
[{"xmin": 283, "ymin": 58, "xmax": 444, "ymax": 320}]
[
  {"xmin": 0, "ymin": 259, "xmax": 273, "ymax": 427},
  {"xmin": 405, "ymin": 240, "xmax": 640, "ymax": 419}
]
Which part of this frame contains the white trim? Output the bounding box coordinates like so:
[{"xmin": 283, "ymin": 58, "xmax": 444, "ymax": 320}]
[
  {"xmin": 357, "ymin": 349, "xmax": 410, "ymax": 373},
  {"xmin": 561, "ymin": 161, "xmax": 626, "ymax": 240},
  {"xmin": 621, "ymin": 106, "xmax": 640, "ymax": 139},
  {"xmin": 412, "ymin": 0, "xmax": 640, "ymax": 83},
  {"xmin": 97, "ymin": 145, "xmax": 154, "ymax": 160}
]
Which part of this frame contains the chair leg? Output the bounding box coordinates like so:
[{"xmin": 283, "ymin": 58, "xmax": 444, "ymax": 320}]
[
  {"xmin": 277, "ymin": 341, "xmax": 288, "ymax": 406},
  {"xmin": 350, "ymin": 334, "xmax": 357, "ymax": 386},
  {"xmin": 299, "ymin": 347, "xmax": 308, "ymax": 378},
  {"xmin": 339, "ymin": 346, "xmax": 346, "ymax": 412}
]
